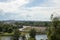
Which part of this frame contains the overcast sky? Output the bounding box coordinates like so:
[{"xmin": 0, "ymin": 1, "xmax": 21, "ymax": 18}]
[{"xmin": 0, "ymin": 0, "xmax": 60, "ymax": 21}]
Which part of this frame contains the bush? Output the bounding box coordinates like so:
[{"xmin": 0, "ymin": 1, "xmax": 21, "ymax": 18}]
[
  {"xmin": 29, "ymin": 29, "xmax": 36, "ymax": 38},
  {"xmin": 28, "ymin": 38, "xmax": 36, "ymax": 40}
]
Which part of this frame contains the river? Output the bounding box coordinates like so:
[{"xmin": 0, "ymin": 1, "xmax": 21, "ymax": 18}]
[{"xmin": 0, "ymin": 34, "xmax": 48, "ymax": 40}]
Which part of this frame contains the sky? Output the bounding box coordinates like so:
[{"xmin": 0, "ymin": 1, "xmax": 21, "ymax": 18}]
[{"xmin": 0, "ymin": 0, "xmax": 60, "ymax": 21}]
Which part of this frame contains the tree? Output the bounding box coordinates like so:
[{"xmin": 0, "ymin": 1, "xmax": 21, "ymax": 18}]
[
  {"xmin": 29, "ymin": 29, "xmax": 36, "ymax": 38},
  {"xmin": 13, "ymin": 29, "xmax": 21, "ymax": 40},
  {"xmin": 47, "ymin": 15, "xmax": 60, "ymax": 40},
  {"xmin": 22, "ymin": 35, "xmax": 26, "ymax": 40},
  {"xmin": 8, "ymin": 28, "xmax": 13, "ymax": 33},
  {"xmin": 0, "ymin": 22, "xmax": 4, "ymax": 32},
  {"xmin": 2, "ymin": 24, "xmax": 13, "ymax": 33}
]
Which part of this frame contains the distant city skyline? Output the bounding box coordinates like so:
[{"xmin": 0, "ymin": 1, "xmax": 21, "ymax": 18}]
[{"xmin": 0, "ymin": 0, "xmax": 60, "ymax": 21}]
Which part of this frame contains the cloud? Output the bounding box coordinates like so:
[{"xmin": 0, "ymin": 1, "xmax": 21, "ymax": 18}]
[
  {"xmin": 0, "ymin": 7, "xmax": 54, "ymax": 21},
  {"xmin": 24, "ymin": 0, "xmax": 60, "ymax": 7},
  {"xmin": 40, "ymin": 0, "xmax": 60, "ymax": 7},
  {"xmin": 0, "ymin": 0, "xmax": 15, "ymax": 2},
  {"xmin": 0, "ymin": 0, "xmax": 29, "ymax": 12},
  {"xmin": 24, "ymin": 0, "xmax": 48, "ymax": 7},
  {"xmin": 0, "ymin": 0, "xmax": 60, "ymax": 21}
]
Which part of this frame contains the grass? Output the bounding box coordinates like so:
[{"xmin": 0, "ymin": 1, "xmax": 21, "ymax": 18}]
[
  {"xmin": 0, "ymin": 32, "xmax": 26, "ymax": 36},
  {"xmin": 23, "ymin": 27, "xmax": 46, "ymax": 32},
  {"xmin": 23, "ymin": 27, "xmax": 32, "ymax": 31},
  {"xmin": 0, "ymin": 32, "xmax": 14, "ymax": 36},
  {"xmin": 23, "ymin": 27, "xmax": 47, "ymax": 34}
]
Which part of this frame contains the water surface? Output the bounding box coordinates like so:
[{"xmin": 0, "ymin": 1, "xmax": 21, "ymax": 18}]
[{"xmin": 0, "ymin": 35, "xmax": 48, "ymax": 40}]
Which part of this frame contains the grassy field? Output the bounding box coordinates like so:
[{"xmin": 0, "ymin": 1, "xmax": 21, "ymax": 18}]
[
  {"xmin": 0, "ymin": 32, "xmax": 14, "ymax": 36},
  {"xmin": 23, "ymin": 26, "xmax": 47, "ymax": 32}
]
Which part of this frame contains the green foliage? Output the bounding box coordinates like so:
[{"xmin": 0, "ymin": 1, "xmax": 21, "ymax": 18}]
[
  {"xmin": 0, "ymin": 27, "xmax": 2, "ymax": 32},
  {"xmin": 13, "ymin": 29, "xmax": 21, "ymax": 40},
  {"xmin": 28, "ymin": 38, "xmax": 36, "ymax": 40},
  {"xmin": 14, "ymin": 21, "xmax": 51, "ymax": 27},
  {"xmin": 8, "ymin": 28, "xmax": 13, "ymax": 33},
  {"xmin": 21, "ymin": 35, "xmax": 26, "ymax": 40},
  {"xmin": 41, "ymin": 39, "xmax": 44, "ymax": 40},
  {"xmin": 29, "ymin": 29, "xmax": 36, "ymax": 38},
  {"xmin": 47, "ymin": 17, "xmax": 60, "ymax": 40},
  {"xmin": 0, "ymin": 23, "xmax": 15, "ymax": 33}
]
